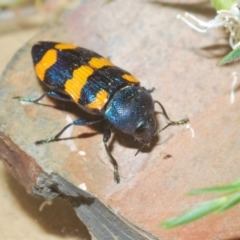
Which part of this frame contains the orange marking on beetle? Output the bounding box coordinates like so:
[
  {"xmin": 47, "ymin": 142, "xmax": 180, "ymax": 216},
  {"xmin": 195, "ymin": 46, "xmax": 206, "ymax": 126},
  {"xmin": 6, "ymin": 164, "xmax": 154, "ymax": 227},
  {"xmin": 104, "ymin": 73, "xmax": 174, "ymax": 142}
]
[
  {"xmin": 122, "ymin": 73, "xmax": 139, "ymax": 83},
  {"xmin": 88, "ymin": 57, "xmax": 114, "ymax": 69},
  {"xmin": 86, "ymin": 89, "xmax": 109, "ymax": 110},
  {"xmin": 64, "ymin": 66, "xmax": 94, "ymax": 102},
  {"xmin": 55, "ymin": 43, "xmax": 77, "ymax": 50},
  {"xmin": 35, "ymin": 49, "xmax": 57, "ymax": 81}
]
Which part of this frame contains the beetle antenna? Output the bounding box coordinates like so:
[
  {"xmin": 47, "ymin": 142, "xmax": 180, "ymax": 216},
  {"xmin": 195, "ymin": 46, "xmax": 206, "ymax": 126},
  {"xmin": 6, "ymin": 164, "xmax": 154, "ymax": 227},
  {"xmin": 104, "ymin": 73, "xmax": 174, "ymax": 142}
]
[
  {"xmin": 154, "ymin": 101, "xmax": 189, "ymax": 136},
  {"xmin": 135, "ymin": 144, "xmax": 145, "ymax": 156}
]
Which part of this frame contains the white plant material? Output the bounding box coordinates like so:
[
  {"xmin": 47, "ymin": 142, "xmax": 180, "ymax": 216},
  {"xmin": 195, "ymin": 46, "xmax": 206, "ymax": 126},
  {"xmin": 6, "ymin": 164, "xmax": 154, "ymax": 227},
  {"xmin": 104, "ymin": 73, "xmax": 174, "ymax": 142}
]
[{"xmin": 177, "ymin": 1, "xmax": 240, "ymax": 49}]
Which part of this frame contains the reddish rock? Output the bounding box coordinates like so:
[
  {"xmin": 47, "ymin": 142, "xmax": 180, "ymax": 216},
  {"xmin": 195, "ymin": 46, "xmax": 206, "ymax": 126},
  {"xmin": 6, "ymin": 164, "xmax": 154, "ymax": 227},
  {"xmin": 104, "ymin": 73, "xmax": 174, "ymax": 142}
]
[{"xmin": 1, "ymin": 1, "xmax": 240, "ymax": 239}]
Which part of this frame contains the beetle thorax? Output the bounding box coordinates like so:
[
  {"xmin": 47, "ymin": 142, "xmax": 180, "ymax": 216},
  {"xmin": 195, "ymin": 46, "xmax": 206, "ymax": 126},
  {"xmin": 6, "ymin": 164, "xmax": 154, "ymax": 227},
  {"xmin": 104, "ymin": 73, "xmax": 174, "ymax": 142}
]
[{"xmin": 105, "ymin": 86, "xmax": 156, "ymax": 144}]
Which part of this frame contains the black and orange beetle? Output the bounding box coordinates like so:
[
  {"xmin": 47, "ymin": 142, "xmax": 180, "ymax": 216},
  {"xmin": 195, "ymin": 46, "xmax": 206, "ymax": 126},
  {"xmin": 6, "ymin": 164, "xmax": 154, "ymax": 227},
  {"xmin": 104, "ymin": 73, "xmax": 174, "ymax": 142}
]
[{"xmin": 14, "ymin": 41, "xmax": 188, "ymax": 183}]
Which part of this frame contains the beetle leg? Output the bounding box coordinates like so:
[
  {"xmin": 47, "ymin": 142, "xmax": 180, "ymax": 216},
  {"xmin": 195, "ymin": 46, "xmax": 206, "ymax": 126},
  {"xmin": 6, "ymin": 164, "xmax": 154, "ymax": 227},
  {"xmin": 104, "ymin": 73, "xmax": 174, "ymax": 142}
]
[
  {"xmin": 13, "ymin": 91, "xmax": 72, "ymax": 103},
  {"xmin": 35, "ymin": 118, "xmax": 104, "ymax": 145},
  {"xmin": 135, "ymin": 143, "xmax": 145, "ymax": 156},
  {"xmin": 147, "ymin": 87, "xmax": 155, "ymax": 93},
  {"xmin": 154, "ymin": 100, "xmax": 189, "ymax": 135},
  {"xmin": 103, "ymin": 126, "xmax": 120, "ymax": 183}
]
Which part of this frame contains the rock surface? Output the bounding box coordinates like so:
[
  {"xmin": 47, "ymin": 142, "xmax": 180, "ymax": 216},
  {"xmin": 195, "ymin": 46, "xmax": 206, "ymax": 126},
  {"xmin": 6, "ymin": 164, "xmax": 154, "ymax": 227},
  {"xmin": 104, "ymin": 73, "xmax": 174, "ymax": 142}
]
[{"xmin": 1, "ymin": 1, "xmax": 240, "ymax": 239}]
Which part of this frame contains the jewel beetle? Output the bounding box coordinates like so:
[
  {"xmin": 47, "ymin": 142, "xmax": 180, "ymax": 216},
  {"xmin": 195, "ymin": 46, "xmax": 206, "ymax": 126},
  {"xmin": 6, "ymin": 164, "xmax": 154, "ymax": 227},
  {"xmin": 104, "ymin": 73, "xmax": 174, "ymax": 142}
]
[{"xmin": 14, "ymin": 41, "xmax": 188, "ymax": 183}]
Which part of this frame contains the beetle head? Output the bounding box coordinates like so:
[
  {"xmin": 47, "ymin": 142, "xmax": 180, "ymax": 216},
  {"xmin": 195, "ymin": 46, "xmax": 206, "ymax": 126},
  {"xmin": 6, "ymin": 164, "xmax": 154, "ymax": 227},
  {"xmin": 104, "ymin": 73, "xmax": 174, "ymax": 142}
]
[{"xmin": 133, "ymin": 114, "xmax": 156, "ymax": 145}]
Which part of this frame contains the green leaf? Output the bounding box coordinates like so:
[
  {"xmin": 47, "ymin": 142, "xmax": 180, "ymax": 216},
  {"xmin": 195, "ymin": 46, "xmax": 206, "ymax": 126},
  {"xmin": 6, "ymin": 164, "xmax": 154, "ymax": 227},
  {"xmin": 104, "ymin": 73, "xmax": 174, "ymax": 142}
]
[
  {"xmin": 211, "ymin": 0, "xmax": 235, "ymax": 10},
  {"xmin": 189, "ymin": 180, "xmax": 240, "ymax": 195},
  {"xmin": 161, "ymin": 180, "xmax": 240, "ymax": 228},
  {"xmin": 218, "ymin": 192, "xmax": 240, "ymax": 212},
  {"xmin": 161, "ymin": 197, "xmax": 226, "ymax": 229},
  {"xmin": 0, "ymin": 0, "xmax": 27, "ymax": 7},
  {"xmin": 219, "ymin": 48, "xmax": 240, "ymax": 65}
]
